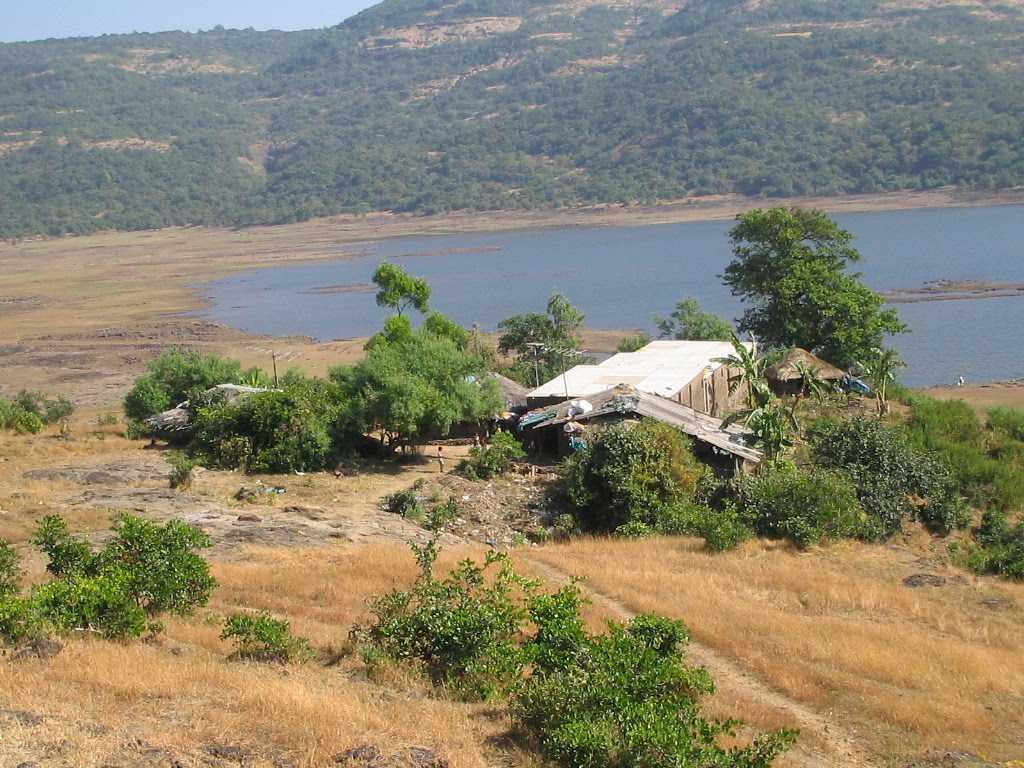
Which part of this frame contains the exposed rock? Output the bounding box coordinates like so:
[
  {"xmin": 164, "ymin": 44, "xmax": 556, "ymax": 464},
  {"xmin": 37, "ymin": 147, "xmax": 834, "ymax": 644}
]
[
  {"xmin": 10, "ymin": 637, "xmax": 63, "ymax": 661},
  {"xmin": 335, "ymin": 745, "xmax": 448, "ymax": 768},
  {"xmin": 236, "ymin": 513, "xmax": 263, "ymax": 523},
  {"xmin": 206, "ymin": 743, "xmax": 252, "ymax": 763},
  {"xmin": 0, "ymin": 708, "xmax": 44, "ymax": 726},
  {"xmin": 24, "ymin": 461, "xmax": 168, "ymax": 486},
  {"xmin": 903, "ymin": 573, "xmax": 946, "ymax": 588}
]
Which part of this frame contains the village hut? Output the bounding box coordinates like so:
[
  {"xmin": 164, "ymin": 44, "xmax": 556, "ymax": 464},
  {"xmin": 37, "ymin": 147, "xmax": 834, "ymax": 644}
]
[
  {"xmin": 765, "ymin": 348, "xmax": 845, "ymax": 396},
  {"xmin": 519, "ymin": 385, "xmax": 762, "ymax": 473},
  {"xmin": 144, "ymin": 384, "xmax": 271, "ymax": 442}
]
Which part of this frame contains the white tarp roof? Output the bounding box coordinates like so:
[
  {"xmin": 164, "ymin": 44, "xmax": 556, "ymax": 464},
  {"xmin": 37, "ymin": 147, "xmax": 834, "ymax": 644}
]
[{"xmin": 528, "ymin": 340, "xmax": 751, "ymax": 400}]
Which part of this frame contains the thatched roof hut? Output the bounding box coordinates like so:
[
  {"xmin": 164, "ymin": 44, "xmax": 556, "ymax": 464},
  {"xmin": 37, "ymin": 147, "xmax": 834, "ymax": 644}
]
[
  {"xmin": 491, "ymin": 373, "xmax": 530, "ymax": 410},
  {"xmin": 765, "ymin": 349, "xmax": 845, "ymax": 385}
]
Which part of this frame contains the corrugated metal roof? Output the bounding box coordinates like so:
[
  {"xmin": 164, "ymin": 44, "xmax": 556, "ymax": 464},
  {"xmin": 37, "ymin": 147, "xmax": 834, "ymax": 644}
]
[
  {"xmin": 524, "ymin": 385, "xmax": 762, "ymax": 464},
  {"xmin": 528, "ymin": 340, "xmax": 750, "ymax": 399}
]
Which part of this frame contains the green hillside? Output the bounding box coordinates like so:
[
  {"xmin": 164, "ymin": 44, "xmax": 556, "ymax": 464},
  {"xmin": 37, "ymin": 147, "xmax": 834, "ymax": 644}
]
[{"xmin": 1, "ymin": 0, "xmax": 1023, "ymax": 238}]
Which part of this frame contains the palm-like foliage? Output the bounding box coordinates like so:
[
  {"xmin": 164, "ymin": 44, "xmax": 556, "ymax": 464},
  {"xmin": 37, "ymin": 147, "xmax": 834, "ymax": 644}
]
[
  {"xmin": 788, "ymin": 360, "xmax": 833, "ymax": 422},
  {"xmin": 860, "ymin": 347, "xmax": 906, "ymax": 415},
  {"xmin": 724, "ymin": 398, "xmax": 796, "ymax": 462},
  {"xmin": 713, "ymin": 333, "xmax": 771, "ymax": 409}
]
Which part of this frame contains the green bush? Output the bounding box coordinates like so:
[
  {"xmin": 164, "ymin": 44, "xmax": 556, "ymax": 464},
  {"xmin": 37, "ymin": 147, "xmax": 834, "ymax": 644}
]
[
  {"xmin": 0, "ymin": 596, "xmax": 38, "ymax": 643},
  {"xmin": 11, "ymin": 409, "xmax": 44, "ymax": 434},
  {"xmin": 32, "ymin": 572, "xmax": 149, "ymax": 639},
  {"xmin": 191, "ymin": 383, "xmax": 342, "ymax": 473},
  {"xmin": 221, "ymin": 611, "xmax": 311, "ymax": 662},
  {"xmin": 0, "ymin": 540, "xmax": 21, "ymax": 598},
  {"xmin": 385, "ymin": 488, "xmax": 424, "ymax": 520},
  {"xmin": 7, "ymin": 391, "xmax": 75, "ymax": 425},
  {"xmin": 168, "ymin": 451, "xmax": 197, "ymax": 490},
  {"xmin": 565, "ymin": 420, "xmax": 706, "ymax": 534},
  {"xmin": 514, "ymin": 611, "xmax": 796, "ymax": 768},
  {"xmin": 698, "ymin": 503, "xmax": 754, "ymax": 552},
  {"xmin": 459, "ymin": 430, "xmax": 525, "ymax": 480},
  {"xmin": 988, "ymin": 407, "xmax": 1024, "ymax": 442},
  {"xmin": 953, "ymin": 509, "xmax": 1024, "ymax": 580},
  {"xmin": 808, "ymin": 417, "xmax": 967, "ymax": 536},
  {"xmin": 355, "ymin": 541, "xmax": 532, "ymax": 700},
  {"xmin": 736, "ymin": 463, "xmax": 871, "ymax": 548},
  {"xmin": 123, "ymin": 348, "xmax": 250, "ymax": 421},
  {"xmin": 12, "ymin": 514, "xmax": 216, "ymax": 640},
  {"xmin": 903, "ymin": 397, "xmax": 1024, "ymax": 513},
  {"xmin": 357, "ymin": 543, "xmax": 795, "ymax": 765}
]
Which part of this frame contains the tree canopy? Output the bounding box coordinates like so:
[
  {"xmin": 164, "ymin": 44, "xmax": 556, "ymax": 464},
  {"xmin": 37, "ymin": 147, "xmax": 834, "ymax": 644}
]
[
  {"xmin": 2, "ymin": 0, "xmax": 1024, "ymax": 238},
  {"xmin": 372, "ymin": 263, "xmax": 431, "ymax": 317},
  {"xmin": 497, "ymin": 293, "xmax": 588, "ymax": 386},
  {"xmin": 723, "ymin": 208, "xmax": 906, "ymax": 368},
  {"xmin": 335, "ymin": 318, "xmax": 502, "ymax": 449},
  {"xmin": 656, "ymin": 297, "xmax": 734, "ymax": 341}
]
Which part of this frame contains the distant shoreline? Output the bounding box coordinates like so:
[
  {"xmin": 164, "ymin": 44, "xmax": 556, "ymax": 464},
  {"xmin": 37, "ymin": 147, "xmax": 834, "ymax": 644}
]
[{"xmin": 12, "ymin": 187, "xmax": 1024, "ymax": 247}]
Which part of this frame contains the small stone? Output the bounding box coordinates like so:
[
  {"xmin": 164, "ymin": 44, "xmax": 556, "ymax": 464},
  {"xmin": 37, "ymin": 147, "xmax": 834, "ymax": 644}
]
[
  {"xmin": 11, "ymin": 637, "xmax": 63, "ymax": 661},
  {"xmin": 237, "ymin": 513, "xmax": 262, "ymax": 523}
]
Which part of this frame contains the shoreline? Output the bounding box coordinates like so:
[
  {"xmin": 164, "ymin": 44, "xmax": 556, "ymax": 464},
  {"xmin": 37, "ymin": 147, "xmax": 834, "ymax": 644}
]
[
  {"xmin": 3, "ymin": 187, "xmax": 1024, "ymax": 407},
  {"xmin": 13, "ymin": 187, "xmax": 1024, "ymax": 248}
]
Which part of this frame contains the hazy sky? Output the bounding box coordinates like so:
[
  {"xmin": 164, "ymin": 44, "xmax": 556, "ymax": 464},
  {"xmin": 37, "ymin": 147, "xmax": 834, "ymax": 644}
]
[{"xmin": 1, "ymin": 0, "xmax": 380, "ymax": 44}]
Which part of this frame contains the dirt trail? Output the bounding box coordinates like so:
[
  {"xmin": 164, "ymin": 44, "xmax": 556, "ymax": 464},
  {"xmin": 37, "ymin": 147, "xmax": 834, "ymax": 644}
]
[{"xmin": 521, "ymin": 557, "xmax": 878, "ymax": 768}]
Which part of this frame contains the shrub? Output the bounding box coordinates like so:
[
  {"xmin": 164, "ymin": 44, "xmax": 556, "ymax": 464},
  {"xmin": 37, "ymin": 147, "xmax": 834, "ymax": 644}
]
[
  {"xmin": 988, "ymin": 407, "xmax": 1024, "ymax": 442},
  {"xmin": 191, "ymin": 384, "xmax": 341, "ymax": 473},
  {"xmin": 385, "ymin": 488, "xmax": 424, "ymax": 520},
  {"xmin": 355, "ymin": 541, "xmax": 532, "ymax": 700},
  {"xmin": 614, "ymin": 520, "xmax": 654, "ymax": 538},
  {"xmin": 904, "ymin": 397, "xmax": 1024, "ymax": 513},
  {"xmin": 0, "ymin": 596, "xmax": 38, "ymax": 643},
  {"xmin": 32, "ymin": 571, "xmax": 149, "ymax": 639},
  {"xmin": 168, "ymin": 451, "xmax": 197, "ymax": 490},
  {"xmin": 698, "ymin": 503, "xmax": 754, "ymax": 552},
  {"xmin": 358, "ymin": 544, "xmax": 796, "ymax": 765},
  {"xmin": 427, "ymin": 497, "xmax": 459, "ymax": 531},
  {"xmin": 0, "ymin": 539, "xmax": 21, "ymax": 598},
  {"xmin": 565, "ymin": 420, "xmax": 706, "ymax": 533},
  {"xmin": 221, "ymin": 611, "xmax": 310, "ymax": 662},
  {"xmin": 953, "ymin": 509, "xmax": 1024, "ymax": 580},
  {"xmin": 11, "ymin": 409, "xmax": 44, "ymax": 434},
  {"xmin": 808, "ymin": 417, "xmax": 967, "ymax": 536},
  {"xmin": 123, "ymin": 348, "xmax": 249, "ymax": 421},
  {"xmin": 32, "ymin": 516, "xmax": 95, "ymax": 577},
  {"xmin": 736, "ymin": 463, "xmax": 871, "ymax": 548},
  {"xmin": 513, "ymin": 612, "xmax": 796, "ymax": 768},
  {"xmin": 25, "ymin": 514, "xmax": 214, "ymax": 639},
  {"xmin": 460, "ymin": 430, "xmax": 525, "ymax": 480}
]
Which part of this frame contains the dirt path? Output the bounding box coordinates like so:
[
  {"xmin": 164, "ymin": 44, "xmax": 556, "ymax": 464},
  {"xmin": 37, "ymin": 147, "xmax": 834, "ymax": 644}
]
[{"xmin": 521, "ymin": 557, "xmax": 878, "ymax": 768}]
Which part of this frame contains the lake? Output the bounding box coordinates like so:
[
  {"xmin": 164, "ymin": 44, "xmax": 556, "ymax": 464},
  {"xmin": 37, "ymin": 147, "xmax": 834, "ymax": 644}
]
[{"xmin": 199, "ymin": 204, "xmax": 1024, "ymax": 387}]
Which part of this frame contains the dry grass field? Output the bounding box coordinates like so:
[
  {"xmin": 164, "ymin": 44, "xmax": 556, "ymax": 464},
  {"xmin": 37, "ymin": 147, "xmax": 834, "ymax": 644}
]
[
  {"xmin": 3, "ymin": 418, "xmax": 1024, "ymax": 768},
  {"xmin": 4, "ymin": 208, "xmax": 1024, "ymax": 768}
]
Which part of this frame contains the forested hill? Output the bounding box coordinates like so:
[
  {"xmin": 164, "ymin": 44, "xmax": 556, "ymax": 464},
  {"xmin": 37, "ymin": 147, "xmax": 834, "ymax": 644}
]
[{"xmin": 2, "ymin": 0, "xmax": 1023, "ymax": 238}]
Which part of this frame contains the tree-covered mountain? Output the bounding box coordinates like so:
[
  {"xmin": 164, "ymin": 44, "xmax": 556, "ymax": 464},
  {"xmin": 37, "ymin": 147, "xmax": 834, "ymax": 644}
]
[{"xmin": 2, "ymin": 0, "xmax": 1023, "ymax": 238}]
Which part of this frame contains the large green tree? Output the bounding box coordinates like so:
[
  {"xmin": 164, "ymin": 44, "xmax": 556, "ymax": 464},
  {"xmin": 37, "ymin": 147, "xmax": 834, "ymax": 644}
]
[
  {"xmin": 497, "ymin": 293, "xmax": 588, "ymax": 387},
  {"xmin": 372, "ymin": 263, "xmax": 431, "ymax": 317},
  {"xmin": 335, "ymin": 318, "xmax": 501, "ymax": 450},
  {"xmin": 723, "ymin": 208, "xmax": 906, "ymax": 368}
]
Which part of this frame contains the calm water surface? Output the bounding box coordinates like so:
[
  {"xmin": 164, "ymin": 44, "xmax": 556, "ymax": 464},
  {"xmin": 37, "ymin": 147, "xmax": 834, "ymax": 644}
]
[{"xmin": 200, "ymin": 204, "xmax": 1024, "ymax": 387}]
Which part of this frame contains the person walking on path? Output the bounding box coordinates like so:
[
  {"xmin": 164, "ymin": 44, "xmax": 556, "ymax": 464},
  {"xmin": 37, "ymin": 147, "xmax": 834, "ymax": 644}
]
[{"xmin": 437, "ymin": 445, "xmax": 446, "ymax": 474}]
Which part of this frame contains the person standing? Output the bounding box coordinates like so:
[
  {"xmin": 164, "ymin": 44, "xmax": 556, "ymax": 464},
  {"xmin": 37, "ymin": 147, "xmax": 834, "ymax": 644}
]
[{"xmin": 437, "ymin": 445, "xmax": 446, "ymax": 474}]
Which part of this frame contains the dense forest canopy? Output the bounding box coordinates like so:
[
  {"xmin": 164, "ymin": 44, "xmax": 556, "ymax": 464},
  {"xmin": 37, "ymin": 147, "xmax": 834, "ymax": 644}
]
[{"xmin": 1, "ymin": 0, "xmax": 1023, "ymax": 238}]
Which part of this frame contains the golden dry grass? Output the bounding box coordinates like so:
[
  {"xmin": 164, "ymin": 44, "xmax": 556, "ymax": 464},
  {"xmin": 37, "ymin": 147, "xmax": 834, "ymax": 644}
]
[
  {"xmin": 0, "ymin": 543, "xmax": 528, "ymax": 768},
  {"xmin": 518, "ymin": 536, "xmax": 1024, "ymax": 761}
]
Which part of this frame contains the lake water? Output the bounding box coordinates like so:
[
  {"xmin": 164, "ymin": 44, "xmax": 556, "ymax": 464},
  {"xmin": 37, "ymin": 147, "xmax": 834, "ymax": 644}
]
[{"xmin": 200, "ymin": 204, "xmax": 1024, "ymax": 387}]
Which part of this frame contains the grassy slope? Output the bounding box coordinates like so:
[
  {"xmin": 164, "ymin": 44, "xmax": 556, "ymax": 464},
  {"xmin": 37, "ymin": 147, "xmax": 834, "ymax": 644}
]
[{"xmin": 2, "ymin": 415, "xmax": 1023, "ymax": 767}]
